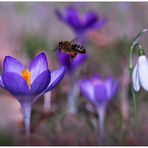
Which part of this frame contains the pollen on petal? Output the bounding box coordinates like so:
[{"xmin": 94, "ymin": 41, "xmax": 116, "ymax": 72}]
[{"xmin": 21, "ymin": 68, "xmax": 31, "ymax": 89}]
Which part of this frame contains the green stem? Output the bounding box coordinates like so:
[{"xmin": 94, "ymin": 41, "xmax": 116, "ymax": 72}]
[
  {"xmin": 129, "ymin": 28, "xmax": 148, "ymax": 136},
  {"xmin": 129, "ymin": 67, "xmax": 138, "ymax": 127},
  {"xmin": 129, "ymin": 45, "xmax": 138, "ymax": 125}
]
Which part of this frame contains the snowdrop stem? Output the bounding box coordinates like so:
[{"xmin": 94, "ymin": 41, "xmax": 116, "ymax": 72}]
[
  {"xmin": 21, "ymin": 103, "xmax": 32, "ymax": 145},
  {"xmin": 130, "ymin": 68, "xmax": 138, "ymax": 126},
  {"xmin": 129, "ymin": 43, "xmax": 138, "ymax": 132},
  {"xmin": 128, "ymin": 29, "xmax": 148, "ymax": 134},
  {"xmin": 129, "ymin": 28, "xmax": 148, "ymax": 70},
  {"xmin": 97, "ymin": 105, "xmax": 106, "ymax": 145}
]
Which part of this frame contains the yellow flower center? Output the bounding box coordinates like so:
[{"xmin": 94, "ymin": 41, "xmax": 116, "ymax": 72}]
[{"xmin": 21, "ymin": 68, "xmax": 31, "ymax": 89}]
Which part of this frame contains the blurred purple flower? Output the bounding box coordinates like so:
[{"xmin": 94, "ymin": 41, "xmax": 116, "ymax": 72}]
[
  {"xmin": 0, "ymin": 52, "xmax": 66, "ymax": 141},
  {"xmin": 79, "ymin": 74, "xmax": 118, "ymax": 143},
  {"xmin": 58, "ymin": 50, "xmax": 87, "ymax": 72},
  {"xmin": 55, "ymin": 6, "xmax": 107, "ymax": 34},
  {"xmin": 57, "ymin": 50, "xmax": 87, "ymax": 114},
  {"xmin": 79, "ymin": 74, "xmax": 118, "ymax": 108}
]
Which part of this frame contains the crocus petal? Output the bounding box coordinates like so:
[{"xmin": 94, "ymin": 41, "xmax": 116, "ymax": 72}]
[
  {"xmin": 138, "ymin": 56, "xmax": 148, "ymax": 91},
  {"xmin": 2, "ymin": 72, "xmax": 29, "ymax": 96},
  {"xmin": 55, "ymin": 9, "xmax": 66, "ymax": 21},
  {"xmin": 79, "ymin": 80, "xmax": 95, "ymax": 104},
  {"xmin": 132, "ymin": 64, "xmax": 140, "ymax": 92},
  {"xmin": 55, "ymin": 7, "xmax": 81, "ymax": 31},
  {"xmin": 83, "ymin": 19, "xmax": 107, "ymax": 33},
  {"xmin": 72, "ymin": 54, "xmax": 87, "ymax": 69},
  {"xmin": 65, "ymin": 7, "xmax": 81, "ymax": 31},
  {"xmin": 44, "ymin": 66, "xmax": 66, "ymax": 93},
  {"xmin": 0, "ymin": 75, "xmax": 5, "ymax": 88},
  {"xmin": 58, "ymin": 51, "xmax": 71, "ymax": 68},
  {"xmin": 105, "ymin": 77, "xmax": 113, "ymax": 98},
  {"xmin": 29, "ymin": 52, "xmax": 48, "ymax": 84},
  {"xmin": 110, "ymin": 80, "xmax": 118, "ymax": 98},
  {"xmin": 30, "ymin": 70, "xmax": 51, "ymax": 95},
  {"xmin": 92, "ymin": 74, "xmax": 100, "ymax": 81},
  {"xmin": 94, "ymin": 84, "xmax": 108, "ymax": 105},
  {"xmin": 91, "ymin": 18, "xmax": 107, "ymax": 29},
  {"xmin": 105, "ymin": 77, "xmax": 118, "ymax": 98},
  {"xmin": 58, "ymin": 51, "xmax": 87, "ymax": 71},
  {"xmin": 3, "ymin": 56, "xmax": 25, "ymax": 75},
  {"xmin": 83, "ymin": 12, "xmax": 98, "ymax": 28}
]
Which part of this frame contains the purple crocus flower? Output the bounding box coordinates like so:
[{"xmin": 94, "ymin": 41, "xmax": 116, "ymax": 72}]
[
  {"xmin": 57, "ymin": 49, "xmax": 87, "ymax": 114},
  {"xmin": 0, "ymin": 52, "xmax": 66, "ymax": 142},
  {"xmin": 79, "ymin": 74, "xmax": 118, "ymax": 144},
  {"xmin": 56, "ymin": 6, "xmax": 106, "ymax": 71},
  {"xmin": 55, "ymin": 6, "xmax": 107, "ymax": 35}
]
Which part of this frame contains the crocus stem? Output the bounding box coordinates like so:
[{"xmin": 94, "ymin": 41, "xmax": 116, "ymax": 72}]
[
  {"xmin": 43, "ymin": 92, "xmax": 51, "ymax": 113},
  {"xmin": 21, "ymin": 103, "xmax": 32, "ymax": 144},
  {"xmin": 67, "ymin": 72, "xmax": 79, "ymax": 114},
  {"xmin": 67, "ymin": 81, "xmax": 79, "ymax": 114},
  {"xmin": 97, "ymin": 105, "xmax": 106, "ymax": 145}
]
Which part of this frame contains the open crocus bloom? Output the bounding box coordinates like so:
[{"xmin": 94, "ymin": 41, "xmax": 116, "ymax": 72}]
[
  {"xmin": 0, "ymin": 52, "xmax": 66, "ymax": 141},
  {"xmin": 0, "ymin": 52, "xmax": 66, "ymax": 105},
  {"xmin": 132, "ymin": 55, "xmax": 148, "ymax": 92},
  {"xmin": 79, "ymin": 75, "xmax": 118, "ymax": 107},
  {"xmin": 55, "ymin": 6, "xmax": 107, "ymax": 34}
]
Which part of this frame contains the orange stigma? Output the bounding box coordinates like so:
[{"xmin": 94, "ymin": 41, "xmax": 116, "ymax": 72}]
[{"xmin": 21, "ymin": 68, "xmax": 31, "ymax": 89}]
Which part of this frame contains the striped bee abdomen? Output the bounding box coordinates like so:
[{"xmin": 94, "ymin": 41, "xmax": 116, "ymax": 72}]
[{"xmin": 71, "ymin": 44, "xmax": 86, "ymax": 53}]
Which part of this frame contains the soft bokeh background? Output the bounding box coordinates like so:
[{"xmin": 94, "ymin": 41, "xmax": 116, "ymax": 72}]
[{"xmin": 0, "ymin": 2, "xmax": 148, "ymax": 145}]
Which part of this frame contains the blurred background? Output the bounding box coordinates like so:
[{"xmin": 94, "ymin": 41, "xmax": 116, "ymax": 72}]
[{"xmin": 0, "ymin": 2, "xmax": 148, "ymax": 145}]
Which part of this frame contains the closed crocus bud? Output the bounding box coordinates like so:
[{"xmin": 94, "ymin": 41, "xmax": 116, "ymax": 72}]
[{"xmin": 132, "ymin": 48, "xmax": 148, "ymax": 91}]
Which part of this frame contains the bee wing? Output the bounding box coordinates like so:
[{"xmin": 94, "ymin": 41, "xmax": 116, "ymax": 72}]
[
  {"xmin": 52, "ymin": 47, "xmax": 58, "ymax": 52},
  {"xmin": 47, "ymin": 46, "xmax": 58, "ymax": 55},
  {"xmin": 70, "ymin": 37, "xmax": 80, "ymax": 44},
  {"xmin": 70, "ymin": 37, "xmax": 86, "ymax": 54},
  {"xmin": 70, "ymin": 36, "xmax": 86, "ymax": 47}
]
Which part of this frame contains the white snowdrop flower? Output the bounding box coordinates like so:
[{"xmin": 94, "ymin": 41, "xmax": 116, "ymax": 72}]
[{"xmin": 132, "ymin": 49, "xmax": 148, "ymax": 92}]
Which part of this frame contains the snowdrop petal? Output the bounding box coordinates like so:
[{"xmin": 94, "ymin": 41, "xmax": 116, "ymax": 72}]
[
  {"xmin": 132, "ymin": 64, "xmax": 140, "ymax": 92},
  {"xmin": 138, "ymin": 56, "xmax": 148, "ymax": 91}
]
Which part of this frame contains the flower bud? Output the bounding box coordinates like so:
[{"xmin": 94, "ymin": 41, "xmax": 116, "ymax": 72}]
[{"xmin": 138, "ymin": 55, "xmax": 148, "ymax": 91}]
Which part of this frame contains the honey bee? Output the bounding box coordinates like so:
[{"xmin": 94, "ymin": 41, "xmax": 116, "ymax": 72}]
[{"xmin": 57, "ymin": 38, "xmax": 86, "ymax": 62}]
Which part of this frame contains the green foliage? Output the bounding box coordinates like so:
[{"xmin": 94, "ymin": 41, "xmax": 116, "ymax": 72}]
[
  {"xmin": 21, "ymin": 35, "xmax": 49, "ymax": 59},
  {"xmin": 0, "ymin": 134, "xmax": 14, "ymax": 146}
]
